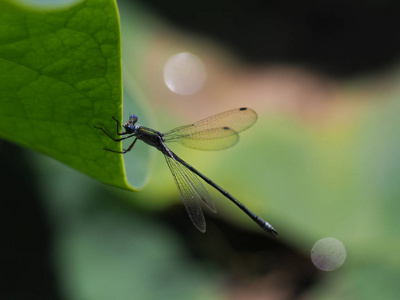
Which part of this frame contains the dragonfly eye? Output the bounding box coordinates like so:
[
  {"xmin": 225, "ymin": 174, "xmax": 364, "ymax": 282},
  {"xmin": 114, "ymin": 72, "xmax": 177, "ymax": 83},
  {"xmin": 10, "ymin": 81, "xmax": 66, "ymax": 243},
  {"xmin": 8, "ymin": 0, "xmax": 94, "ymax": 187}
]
[
  {"xmin": 129, "ymin": 114, "xmax": 138, "ymax": 123},
  {"xmin": 124, "ymin": 124, "xmax": 135, "ymax": 133}
]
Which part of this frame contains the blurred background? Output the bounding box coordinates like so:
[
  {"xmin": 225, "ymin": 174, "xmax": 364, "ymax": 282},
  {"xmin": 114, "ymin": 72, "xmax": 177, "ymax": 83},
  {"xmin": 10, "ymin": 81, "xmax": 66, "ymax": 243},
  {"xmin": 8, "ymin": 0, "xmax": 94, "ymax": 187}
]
[{"xmin": 2, "ymin": 0, "xmax": 400, "ymax": 299}]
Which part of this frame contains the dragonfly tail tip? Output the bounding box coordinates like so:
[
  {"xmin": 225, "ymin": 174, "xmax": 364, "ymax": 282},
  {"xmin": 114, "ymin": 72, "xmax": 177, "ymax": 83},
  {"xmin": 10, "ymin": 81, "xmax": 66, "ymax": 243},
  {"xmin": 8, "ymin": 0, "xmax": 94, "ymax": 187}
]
[
  {"xmin": 269, "ymin": 227, "xmax": 279, "ymax": 238},
  {"xmin": 258, "ymin": 218, "xmax": 278, "ymax": 238}
]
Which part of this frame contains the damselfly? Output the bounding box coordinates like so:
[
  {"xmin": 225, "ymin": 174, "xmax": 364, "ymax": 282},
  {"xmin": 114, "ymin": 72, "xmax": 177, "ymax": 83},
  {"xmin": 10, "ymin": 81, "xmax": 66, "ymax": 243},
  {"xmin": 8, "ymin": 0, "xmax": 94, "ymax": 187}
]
[{"xmin": 95, "ymin": 108, "xmax": 278, "ymax": 237}]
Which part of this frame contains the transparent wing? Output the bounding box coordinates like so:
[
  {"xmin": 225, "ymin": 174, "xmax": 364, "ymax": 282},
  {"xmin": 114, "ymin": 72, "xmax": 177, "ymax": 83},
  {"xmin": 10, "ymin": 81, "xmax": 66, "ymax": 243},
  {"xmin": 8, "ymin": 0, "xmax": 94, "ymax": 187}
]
[
  {"xmin": 165, "ymin": 155, "xmax": 217, "ymax": 233},
  {"xmin": 169, "ymin": 127, "xmax": 240, "ymax": 151},
  {"xmin": 163, "ymin": 107, "xmax": 257, "ymax": 151}
]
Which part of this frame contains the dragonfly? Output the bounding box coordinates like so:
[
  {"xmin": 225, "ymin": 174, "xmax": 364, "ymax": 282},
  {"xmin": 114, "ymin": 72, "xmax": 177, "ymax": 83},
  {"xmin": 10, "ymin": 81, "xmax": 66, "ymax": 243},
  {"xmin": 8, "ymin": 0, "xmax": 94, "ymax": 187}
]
[{"xmin": 95, "ymin": 107, "xmax": 278, "ymax": 237}]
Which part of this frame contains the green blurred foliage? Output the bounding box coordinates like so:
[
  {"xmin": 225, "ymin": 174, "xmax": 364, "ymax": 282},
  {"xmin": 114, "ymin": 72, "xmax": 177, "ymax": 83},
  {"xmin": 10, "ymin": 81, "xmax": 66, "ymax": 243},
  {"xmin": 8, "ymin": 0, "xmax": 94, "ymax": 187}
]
[{"xmin": 35, "ymin": 154, "xmax": 219, "ymax": 299}]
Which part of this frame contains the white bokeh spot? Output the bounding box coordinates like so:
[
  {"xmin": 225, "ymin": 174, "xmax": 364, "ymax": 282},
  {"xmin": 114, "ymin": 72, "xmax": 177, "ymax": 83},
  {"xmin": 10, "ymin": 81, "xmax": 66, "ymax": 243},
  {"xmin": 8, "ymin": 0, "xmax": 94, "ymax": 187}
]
[
  {"xmin": 311, "ymin": 237, "xmax": 346, "ymax": 271},
  {"xmin": 163, "ymin": 52, "xmax": 206, "ymax": 95}
]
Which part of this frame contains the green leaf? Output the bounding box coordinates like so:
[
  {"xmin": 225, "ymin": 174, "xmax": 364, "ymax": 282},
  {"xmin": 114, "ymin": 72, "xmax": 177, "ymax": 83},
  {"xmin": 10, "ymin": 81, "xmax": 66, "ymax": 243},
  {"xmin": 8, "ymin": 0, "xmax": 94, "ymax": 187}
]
[{"xmin": 0, "ymin": 0, "xmax": 134, "ymax": 190}]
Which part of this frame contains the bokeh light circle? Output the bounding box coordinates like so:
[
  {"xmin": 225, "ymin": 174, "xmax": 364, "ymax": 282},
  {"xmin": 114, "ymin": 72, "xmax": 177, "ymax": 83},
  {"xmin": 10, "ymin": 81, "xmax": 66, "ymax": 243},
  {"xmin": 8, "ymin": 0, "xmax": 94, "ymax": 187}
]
[
  {"xmin": 163, "ymin": 52, "xmax": 206, "ymax": 95},
  {"xmin": 311, "ymin": 237, "xmax": 346, "ymax": 271}
]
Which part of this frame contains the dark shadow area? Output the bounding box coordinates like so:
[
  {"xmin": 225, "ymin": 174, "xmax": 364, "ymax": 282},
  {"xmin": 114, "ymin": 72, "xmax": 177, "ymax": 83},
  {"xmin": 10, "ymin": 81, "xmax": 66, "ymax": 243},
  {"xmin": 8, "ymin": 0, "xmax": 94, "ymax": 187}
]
[
  {"xmin": 135, "ymin": 0, "xmax": 400, "ymax": 77},
  {"xmin": 160, "ymin": 205, "xmax": 321, "ymax": 299},
  {"xmin": 0, "ymin": 141, "xmax": 60, "ymax": 299}
]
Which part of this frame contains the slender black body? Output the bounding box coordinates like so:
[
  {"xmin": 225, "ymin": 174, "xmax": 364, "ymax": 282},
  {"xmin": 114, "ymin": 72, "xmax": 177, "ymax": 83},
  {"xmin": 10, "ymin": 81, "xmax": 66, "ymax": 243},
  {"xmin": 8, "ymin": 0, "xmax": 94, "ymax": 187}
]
[
  {"xmin": 95, "ymin": 108, "xmax": 278, "ymax": 237},
  {"xmin": 172, "ymin": 152, "xmax": 278, "ymax": 236}
]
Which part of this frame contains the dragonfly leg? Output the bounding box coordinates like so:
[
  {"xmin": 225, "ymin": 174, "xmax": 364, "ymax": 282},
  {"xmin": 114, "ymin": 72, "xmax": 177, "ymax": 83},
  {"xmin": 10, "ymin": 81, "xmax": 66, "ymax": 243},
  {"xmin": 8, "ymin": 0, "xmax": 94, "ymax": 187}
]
[
  {"xmin": 94, "ymin": 117, "xmax": 132, "ymax": 141},
  {"xmin": 122, "ymin": 137, "xmax": 138, "ymax": 153},
  {"xmin": 104, "ymin": 138, "xmax": 138, "ymax": 154},
  {"xmin": 111, "ymin": 116, "xmax": 128, "ymax": 136}
]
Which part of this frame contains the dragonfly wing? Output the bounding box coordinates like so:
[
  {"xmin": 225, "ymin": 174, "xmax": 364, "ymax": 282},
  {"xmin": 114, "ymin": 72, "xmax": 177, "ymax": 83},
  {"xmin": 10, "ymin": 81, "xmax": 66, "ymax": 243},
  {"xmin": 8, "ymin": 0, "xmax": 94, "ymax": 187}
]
[
  {"xmin": 164, "ymin": 107, "xmax": 257, "ymax": 135},
  {"xmin": 163, "ymin": 107, "xmax": 256, "ymax": 150},
  {"xmin": 192, "ymin": 107, "xmax": 257, "ymax": 133},
  {"xmin": 176, "ymin": 158, "xmax": 217, "ymax": 213},
  {"xmin": 166, "ymin": 127, "xmax": 239, "ymax": 150},
  {"xmin": 165, "ymin": 155, "xmax": 216, "ymax": 233}
]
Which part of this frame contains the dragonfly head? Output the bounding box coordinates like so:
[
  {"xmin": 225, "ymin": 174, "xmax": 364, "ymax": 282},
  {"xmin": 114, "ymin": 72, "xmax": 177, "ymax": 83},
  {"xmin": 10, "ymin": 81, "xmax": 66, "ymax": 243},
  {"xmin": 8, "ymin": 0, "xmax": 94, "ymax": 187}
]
[{"xmin": 123, "ymin": 114, "xmax": 138, "ymax": 133}]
